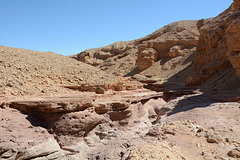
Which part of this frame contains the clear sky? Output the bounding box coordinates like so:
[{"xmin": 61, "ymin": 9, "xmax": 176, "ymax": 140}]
[{"xmin": 0, "ymin": 0, "xmax": 233, "ymax": 56}]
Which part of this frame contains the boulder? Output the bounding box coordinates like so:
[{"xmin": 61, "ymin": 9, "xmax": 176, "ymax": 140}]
[
  {"xmin": 95, "ymin": 87, "xmax": 105, "ymax": 94},
  {"xmin": 53, "ymin": 111, "xmax": 106, "ymax": 146},
  {"xmin": 228, "ymin": 148, "xmax": 240, "ymax": 158},
  {"xmin": 137, "ymin": 48, "xmax": 158, "ymax": 71},
  {"xmin": 16, "ymin": 139, "xmax": 61, "ymax": 160}
]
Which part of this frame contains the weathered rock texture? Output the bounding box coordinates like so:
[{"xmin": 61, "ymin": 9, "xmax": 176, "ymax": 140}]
[
  {"xmin": 2, "ymin": 87, "xmax": 239, "ymax": 159},
  {"xmin": 0, "ymin": 89, "xmax": 167, "ymax": 159},
  {"xmin": 187, "ymin": 4, "xmax": 240, "ymax": 87},
  {"xmin": 73, "ymin": 3, "xmax": 240, "ymax": 91},
  {"xmin": 73, "ymin": 20, "xmax": 199, "ymax": 76},
  {"xmin": 137, "ymin": 48, "xmax": 158, "ymax": 71},
  {"xmin": 1, "ymin": 2, "xmax": 240, "ymax": 160},
  {"xmin": 233, "ymin": 0, "xmax": 240, "ymax": 12}
]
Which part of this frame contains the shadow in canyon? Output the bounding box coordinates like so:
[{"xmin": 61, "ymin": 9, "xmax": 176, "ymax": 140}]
[{"xmin": 162, "ymin": 63, "xmax": 240, "ymax": 116}]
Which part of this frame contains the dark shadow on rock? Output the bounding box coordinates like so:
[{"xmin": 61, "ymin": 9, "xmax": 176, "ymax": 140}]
[
  {"xmin": 25, "ymin": 113, "xmax": 47, "ymax": 128},
  {"xmin": 124, "ymin": 67, "xmax": 140, "ymax": 77},
  {"xmin": 161, "ymin": 64, "xmax": 240, "ymax": 117},
  {"xmin": 182, "ymin": 53, "xmax": 195, "ymax": 65},
  {"xmin": 166, "ymin": 63, "xmax": 194, "ymax": 84},
  {"xmin": 160, "ymin": 58, "xmax": 171, "ymax": 65},
  {"xmin": 25, "ymin": 112, "xmax": 61, "ymax": 129},
  {"xmin": 166, "ymin": 94, "xmax": 217, "ymax": 116}
]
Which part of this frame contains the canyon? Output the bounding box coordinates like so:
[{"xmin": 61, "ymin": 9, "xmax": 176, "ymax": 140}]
[{"xmin": 1, "ymin": 1, "xmax": 240, "ymax": 160}]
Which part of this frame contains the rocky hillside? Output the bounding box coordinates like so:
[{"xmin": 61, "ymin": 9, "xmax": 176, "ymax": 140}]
[
  {"xmin": 73, "ymin": 20, "xmax": 199, "ymax": 77},
  {"xmin": 0, "ymin": 1, "xmax": 240, "ymax": 160},
  {"xmin": 186, "ymin": 3, "xmax": 240, "ymax": 90},
  {"xmin": 0, "ymin": 45, "xmax": 141, "ymax": 97}
]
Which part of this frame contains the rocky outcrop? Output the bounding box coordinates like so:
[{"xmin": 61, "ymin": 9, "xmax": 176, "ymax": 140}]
[
  {"xmin": 10, "ymin": 96, "xmax": 93, "ymax": 113},
  {"xmin": 226, "ymin": 15, "xmax": 240, "ymax": 79},
  {"xmin": 0, "ymin": 89, "xmax": 166, "ymax": 158},
  {"xmin": 0, "ymin": 107, "xmax": 63, "ymax": 160},
  {"xmin": 73, "ymin": 20, "xmax": 199, "ymax": 75},
  {"xmin": 136, "ymin": 20, "xmax": 199, "ymax": 60},
  {"xmin": 137, "ymin": 48, "xmax": 157, "ymax": 71},
  {"xmin": 1, "ymin": 87, "xmax": 240, "ymax": 159},
  {"xmin": 72, "ymin": 41, "xmax": 135, "ymax": 65},
  {"xmin": 187, "ymin": 4, "xmax": 240, "ymax": 86}
]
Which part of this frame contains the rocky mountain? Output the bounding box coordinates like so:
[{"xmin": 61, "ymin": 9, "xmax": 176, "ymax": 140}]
[
  {"xmin": 1, "ymin": 1, "xmax": 240, "ymax": 160},
  {"xmin": 73, "ymin": 20, "xmax": 199, "ymax": 78},
  {"xmin": 74, "ymin": 4, "xmax": 240, "ymax": 92}
]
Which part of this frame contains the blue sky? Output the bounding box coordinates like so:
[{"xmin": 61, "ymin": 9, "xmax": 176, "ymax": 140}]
[{"xmin": 0, "ymin": 0, "xmax": 232, "ymax": 56}]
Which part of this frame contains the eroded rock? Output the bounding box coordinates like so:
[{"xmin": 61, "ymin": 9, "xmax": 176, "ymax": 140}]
[
  {"xmin": 137, "ymin": 48, "xmax": 158, "ymax": 71},
  {"xmin": 16, "ymin": 138, "xmax": 62, "ymax": 160},
  {"xmin": 73, "ymin": 20, "xmax": 199, "ymax": 76},
  {"xmin": 228, "ymin": 148, "xmax": 240, "ymax": 158},
  {"xmin": 53, "ymin": 111, "xmax": 106, "ymax": 146},
  {"xmin": 188, "ymin": 4, "xmax": 240, "ymax": 86}
]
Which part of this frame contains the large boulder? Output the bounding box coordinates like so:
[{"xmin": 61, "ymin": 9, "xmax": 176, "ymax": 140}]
[{"xmin": 137, "ymin": 48, "xmax": 158, "ymax": 71}]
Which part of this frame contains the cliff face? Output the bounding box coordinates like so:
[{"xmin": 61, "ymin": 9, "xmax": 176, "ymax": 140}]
[
  {"xmin": 227, "ymin": 1, "xmax": 240, "ymax": 78},
  {"xmin": 74, "ymin": 3, "xmax": 240, "ymax": 90},
  {"xmin": 136, "ymin": 20, "xmax": 199, "ymax": 71},
  {"xmin": 187, "ymin": 4, "xmax": 240, "ymax": 86}
]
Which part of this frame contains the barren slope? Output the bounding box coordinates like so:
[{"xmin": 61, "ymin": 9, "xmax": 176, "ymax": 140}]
[
  {"xmin": 73, "ymin": 20, "xmax": 199, "ymax": 78},
  {"xmin": 0, "ymin": 45, "xmax": 139, "ymax": 96}
]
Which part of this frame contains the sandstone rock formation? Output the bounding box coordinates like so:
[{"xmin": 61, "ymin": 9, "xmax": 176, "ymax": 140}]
[
  {"xmin": 2, "ymin": 85, "xmax": 240, "ymax": 159},
  {"xmin": 0, "ymin": 107, "xmax": 63, "ymax": 160},
  {"xmin": 0, "ymin": 89, "xmax": 168, "ymax": 159},
  {"xmin": 73, "ymin": 20, "xmax": 199, "ymax": 76},
  {"xmin": 73, "ymin": 3, "xmax": 240, "ymax": 92},
  {"xmin": 187, "ymin": 4, "xmax": 240, "ymax": 87},
  {"xmin": 137, "ymin": 48, "xmax": 157, "ymax": 71},
  {"xmin": 1, "ymin": 1, "xmax": 240, "ymax": 160}
]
